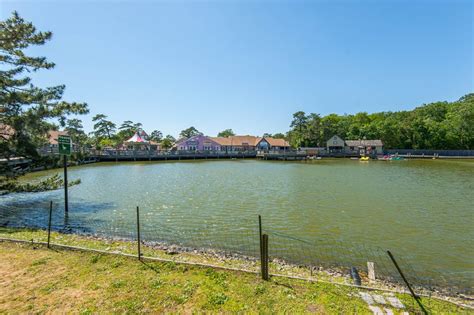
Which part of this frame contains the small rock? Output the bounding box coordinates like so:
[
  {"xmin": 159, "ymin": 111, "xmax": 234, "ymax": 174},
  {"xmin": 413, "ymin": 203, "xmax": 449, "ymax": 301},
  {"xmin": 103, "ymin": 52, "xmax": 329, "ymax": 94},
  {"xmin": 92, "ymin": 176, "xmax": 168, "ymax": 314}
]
[
  {"xmin": 368, "ymin": 305, "xmax": 384, "ymax": 315},
  {"xmin": 373, "ymin": 294, "xmax": 387, "ymax": 305},
  {"xmin": 166, "ymin": 246, "xmax": 179, "ymax": 255},
  {"xmin": 359, "ymin": 292, "xmax": 374, "ymax": 305},
  {"xmin": 386, "ymin": 296, "xmax": 404, "ymax": 309}
]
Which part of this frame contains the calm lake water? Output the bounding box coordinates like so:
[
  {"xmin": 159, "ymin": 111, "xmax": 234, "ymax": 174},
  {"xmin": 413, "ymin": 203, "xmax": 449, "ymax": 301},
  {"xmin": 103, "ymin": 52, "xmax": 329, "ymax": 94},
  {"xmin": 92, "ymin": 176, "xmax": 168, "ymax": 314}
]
[{"xmin": 1, "ymin": 159, "xmax": 473, "ymax": 291}]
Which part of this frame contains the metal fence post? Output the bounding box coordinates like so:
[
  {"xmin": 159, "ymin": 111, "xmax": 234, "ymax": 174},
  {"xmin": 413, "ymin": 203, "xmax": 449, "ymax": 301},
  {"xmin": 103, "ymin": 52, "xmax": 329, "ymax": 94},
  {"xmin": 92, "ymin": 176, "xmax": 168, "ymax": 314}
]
[
  {"xmin": 258, "ymin": 215, "xmax": 264, "ymax": 278},
  {"xmin": 262, "ymin": 234, "xmax": 269, "ymax": 280},
  {"xmin": 387, "ymin": 250, "xmax": 427, "ymax": 315},
  {"xmin": 136, "ymin": 206, "xmax": 141, "ymax": 260},
  {"xmin": 47, "ymin": 201, "xmax": 53, "ymax": 248}
]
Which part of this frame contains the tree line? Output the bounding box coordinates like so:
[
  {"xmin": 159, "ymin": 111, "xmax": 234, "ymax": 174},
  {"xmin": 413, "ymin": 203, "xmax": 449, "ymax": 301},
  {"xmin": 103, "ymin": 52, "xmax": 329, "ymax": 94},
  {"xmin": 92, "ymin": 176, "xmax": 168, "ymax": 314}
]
[{"xmin": 287, "ymin": 95, "xmax": 474, "ymax": 150}]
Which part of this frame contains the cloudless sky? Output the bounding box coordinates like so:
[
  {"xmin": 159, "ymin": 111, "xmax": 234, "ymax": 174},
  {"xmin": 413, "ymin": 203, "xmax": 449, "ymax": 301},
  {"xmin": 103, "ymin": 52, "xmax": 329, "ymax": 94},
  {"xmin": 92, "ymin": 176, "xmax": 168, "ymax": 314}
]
[{"xmin": 1, "ymin": 0, "xmax": 472, "ymax": 137}]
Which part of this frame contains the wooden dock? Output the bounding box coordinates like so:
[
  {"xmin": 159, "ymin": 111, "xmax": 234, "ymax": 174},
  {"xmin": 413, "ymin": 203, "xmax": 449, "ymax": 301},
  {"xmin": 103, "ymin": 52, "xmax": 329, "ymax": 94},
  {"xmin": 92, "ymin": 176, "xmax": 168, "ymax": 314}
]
[
  {"xmin": 93, "ymin": 150, "xmax": 258, "ymax": 162},
  {"xmin": 257, "ymin": 151, "xmax": 308, "ymax": 160}
]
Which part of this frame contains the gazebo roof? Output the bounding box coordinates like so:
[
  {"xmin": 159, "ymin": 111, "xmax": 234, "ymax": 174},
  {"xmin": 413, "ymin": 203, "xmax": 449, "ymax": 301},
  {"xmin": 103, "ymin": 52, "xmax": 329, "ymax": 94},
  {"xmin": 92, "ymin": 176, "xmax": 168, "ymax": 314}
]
[{"xmin": 125, "ymin": 131, "xmax": 149, "ymax": 143}]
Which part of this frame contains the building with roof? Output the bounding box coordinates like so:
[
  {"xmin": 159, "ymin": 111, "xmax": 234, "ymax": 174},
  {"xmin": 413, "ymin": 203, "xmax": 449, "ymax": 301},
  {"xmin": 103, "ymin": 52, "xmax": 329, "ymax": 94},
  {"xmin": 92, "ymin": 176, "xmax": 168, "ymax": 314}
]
[
  {"xmin": 210, "ymin": 136, "xmax": 256, "ymax": 151},
  {"xmin": 122, "ymin": 130, "xmax": 160, "ymax": 150},
  {"xmin": 48, "ymin": 130, "xmax": 69, "ymax": 146},
  {"xmin": 345, "ymin": 139, "xmax": 384, "ymax": 155},
  {"xmin": 210, "ymin": 135, "xmax": 290, "ymax": 152},
  {"xmin": 38, "ymin": 130, "xmax": 78, "ymax": 154},
  {"xmin": 255, "ymin": 137, "xmax": 290, "ymax": 151},
  {"xmin": 326, "ymin": 135, "xmax": 384, "ymax": 155},
  {"xmin": 173, "ymin": 135, "xmax": 290, "ymax": 152},
  {"xmin": 174, "ymin": 135, "xmax": 221, "ymax": 151},
  {"xmin": 326, "ymin": 135, "xmax": 345, "ymax": 152}
]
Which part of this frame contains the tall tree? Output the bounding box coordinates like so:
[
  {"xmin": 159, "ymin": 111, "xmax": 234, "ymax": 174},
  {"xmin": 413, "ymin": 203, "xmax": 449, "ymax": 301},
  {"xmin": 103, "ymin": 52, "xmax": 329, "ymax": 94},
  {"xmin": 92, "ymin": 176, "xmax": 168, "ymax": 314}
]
[
  {"xmin": 92, "ymin": 114, "xmax": 116, "ymax": 139},
  {"xmin": 306, "ymin": 113, "xmax": 322, "ymax": 146},
  {"xmin": 117, "ymin": 120, "xmax": 142, "ymax": 141},
  {"xmin": 160, "ymin": 135, "xmax": 176, "ymax": 149},
  {"xmin": 179, "ymin": 126, "xmax": 201, "ymax": 139},
  {"xmin": 150, "ymin": 130, "xmax": 163, "ymax": 142},
  {"xmin": 217, "ymin": 129, "xmax": 235, "ymax": 137},
  {"xmin": 288, "ymin": 111, "xmax": 308, "ymax": 147},
  {"xmin": 0, "ymin": 11, "xmax": 88, "ymax": 177},
  {"xmin": 272, "ymin": 133, "xmax": 286, "ymax": 139},
  {"xmin": 65, "ymin": 118, "xmax": 86, "ymax": 147}
]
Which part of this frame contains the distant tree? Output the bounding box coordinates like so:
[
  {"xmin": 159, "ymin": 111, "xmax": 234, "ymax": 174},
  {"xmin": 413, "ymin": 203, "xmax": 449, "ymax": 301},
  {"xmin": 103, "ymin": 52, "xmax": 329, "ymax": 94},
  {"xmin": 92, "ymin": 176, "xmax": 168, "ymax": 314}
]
[
  {"xmin": 272, "ymin": 133, "xmax": 286, "ymax": 139},
  {"xmin": 445, "ymin": 94, "xmax": 474, "ymax": 149},
  {"xmin": 150, "ymin": 130, "xmax": 163, "ymax": 142},
  {"xmin": 117, "ymin": 121, "xmax": 142, "ymax": 141},
  {"xmin": 119, "ymin": 120, "xmax": 134, "ymax": 131},
  {"xmin": 119, "ymin": 120, "xmax": 142, "ymax": 132},
  {"xmin": 217, "ymin": 129, "xmax": 235, "ymax": 138},
  {"xmin": 161, "ymin": 135, "xmax": 176, "ymax": 149},
  {"xmin": 65, "ymin": 118, "xmax": 87, "ymax": 147},
  {"xmin": 92, "ymin": 114, "xmax": 116, "ymax": 139},
  {"xmin": 0, "ymin": 11, "xmax": 88, "ymax": 180},
  {"xmin": 179, "ymin": 126, "xmax": 201, "ymax": 139},
  {"xmin": 306, "ymin": 113, "xmax": 322, "ymax": 146},
  {"xmin": 288, "ymin": 111, "xmax": 308, "ymax": 148},
  {"xmin": 320, "ymin": 114, "xmax": 343, "ymax": 143}
]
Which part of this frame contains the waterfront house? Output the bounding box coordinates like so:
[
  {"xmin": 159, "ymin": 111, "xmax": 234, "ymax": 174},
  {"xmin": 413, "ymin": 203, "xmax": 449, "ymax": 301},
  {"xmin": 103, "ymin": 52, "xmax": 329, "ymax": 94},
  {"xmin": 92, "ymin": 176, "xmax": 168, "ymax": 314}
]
[
  {"xmin": 345, "ymin": 139, "xmax": 383, "ymax": 155},
  {"xmin": 175, "ymin": 135, "xmax": 221, "ymax": 151},
  {"xmin": 255, "ymin": 137, "xmax": 290, "ymax": 151},
  {"xmin": 211, "ymin": 136, "xmax": 257, "ymax": 151},
  {"xmin": 326, "ymin": 135, "xmax": 345, "ymax": 152},
  {"xmin": 211, "ymin": 135, "xmax": 290, "ymax": 152},
  {"xmin": 326, "ymin": 135, "xmax": 384, "ymax": 155}
]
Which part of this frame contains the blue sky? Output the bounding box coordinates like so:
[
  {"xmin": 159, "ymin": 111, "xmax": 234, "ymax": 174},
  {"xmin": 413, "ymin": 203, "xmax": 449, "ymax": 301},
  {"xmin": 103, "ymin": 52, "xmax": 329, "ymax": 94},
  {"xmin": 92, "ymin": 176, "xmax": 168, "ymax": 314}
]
[{"xmin": 1, "ymin": 0, "xmax": 472, "ymax": 137}]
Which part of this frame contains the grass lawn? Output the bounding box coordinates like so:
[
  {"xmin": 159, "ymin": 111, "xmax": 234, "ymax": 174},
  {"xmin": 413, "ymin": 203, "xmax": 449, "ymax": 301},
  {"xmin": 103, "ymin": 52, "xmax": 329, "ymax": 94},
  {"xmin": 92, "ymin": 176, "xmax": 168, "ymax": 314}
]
[{"xmin": 0, "ymin": 239, "xmax": 471, "ymax": 314}]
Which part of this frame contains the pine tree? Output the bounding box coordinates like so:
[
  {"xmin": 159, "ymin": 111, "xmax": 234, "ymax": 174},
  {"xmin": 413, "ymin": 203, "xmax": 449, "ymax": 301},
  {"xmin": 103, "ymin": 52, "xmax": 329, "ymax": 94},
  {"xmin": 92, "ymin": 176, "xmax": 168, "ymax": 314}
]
[{"xmin": 1, "ymin": 11, "xmax": 89, "ymax": 177}]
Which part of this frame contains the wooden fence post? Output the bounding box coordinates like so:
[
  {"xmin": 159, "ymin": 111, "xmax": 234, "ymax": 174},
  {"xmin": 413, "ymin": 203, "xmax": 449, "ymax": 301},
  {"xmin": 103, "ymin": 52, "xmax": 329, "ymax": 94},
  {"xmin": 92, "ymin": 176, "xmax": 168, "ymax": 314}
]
[
  {"xmin": 136, "ymin": 206, "xmax": 141, "ymax": 260},
  {"xmin": 367, "ymin": 261, "xmax": 375, "ymax": 282}
]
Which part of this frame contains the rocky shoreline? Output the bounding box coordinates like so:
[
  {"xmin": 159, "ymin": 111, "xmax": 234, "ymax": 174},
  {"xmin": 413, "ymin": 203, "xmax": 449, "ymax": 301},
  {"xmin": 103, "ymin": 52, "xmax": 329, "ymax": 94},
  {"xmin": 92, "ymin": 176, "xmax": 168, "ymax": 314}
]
[{"xmin": 70, "ymin": 231, "xmax": 473, "ymax": 308}]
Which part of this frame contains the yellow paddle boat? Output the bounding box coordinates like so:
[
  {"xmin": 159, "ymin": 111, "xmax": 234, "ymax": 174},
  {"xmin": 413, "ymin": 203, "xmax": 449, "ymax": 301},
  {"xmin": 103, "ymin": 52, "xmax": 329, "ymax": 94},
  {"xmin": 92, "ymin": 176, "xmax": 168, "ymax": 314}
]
[{"xmin": 360, "ymin": 156, "xmax": 370, "ymax": 161}]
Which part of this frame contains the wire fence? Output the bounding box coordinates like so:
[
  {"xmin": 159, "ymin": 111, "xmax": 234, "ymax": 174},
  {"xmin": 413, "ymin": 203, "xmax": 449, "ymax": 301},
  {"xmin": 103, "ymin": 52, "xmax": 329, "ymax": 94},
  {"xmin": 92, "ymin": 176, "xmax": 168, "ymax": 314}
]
[{"xmin": 0, "ymin": 200, "xmax": 472, "ymax": 311}]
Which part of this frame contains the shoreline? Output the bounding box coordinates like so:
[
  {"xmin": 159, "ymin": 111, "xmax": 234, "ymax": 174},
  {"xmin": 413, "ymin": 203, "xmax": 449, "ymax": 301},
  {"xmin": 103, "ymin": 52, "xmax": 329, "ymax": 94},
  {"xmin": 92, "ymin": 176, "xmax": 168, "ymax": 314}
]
[{"xmin": 1, "ymin": 226, "xmax": 472, "ymax": 308}]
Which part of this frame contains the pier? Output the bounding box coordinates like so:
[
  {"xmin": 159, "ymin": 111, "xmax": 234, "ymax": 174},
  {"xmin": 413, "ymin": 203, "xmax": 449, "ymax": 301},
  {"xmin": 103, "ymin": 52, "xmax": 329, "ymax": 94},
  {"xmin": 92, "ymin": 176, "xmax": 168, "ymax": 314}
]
[{"xmin": 91, "ymin": 150, "xmax": 258, "ymax": 162}]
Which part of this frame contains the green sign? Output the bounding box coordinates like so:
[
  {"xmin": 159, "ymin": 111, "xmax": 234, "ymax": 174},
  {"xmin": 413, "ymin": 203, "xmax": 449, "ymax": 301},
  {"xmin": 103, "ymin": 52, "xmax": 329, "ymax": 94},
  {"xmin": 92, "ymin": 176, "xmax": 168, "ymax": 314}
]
[{"xmin": 58, "ymin": 135, "xmax": 71, "ymax": 155}]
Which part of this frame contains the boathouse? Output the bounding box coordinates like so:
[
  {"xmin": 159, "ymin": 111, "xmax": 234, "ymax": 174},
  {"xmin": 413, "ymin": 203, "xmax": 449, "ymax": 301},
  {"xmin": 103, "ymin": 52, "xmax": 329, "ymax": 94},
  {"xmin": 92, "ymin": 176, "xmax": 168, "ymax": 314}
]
[
  {"xmin": 325, "ymin": 135, "xmax": 384, "ymax": 155},
  {"xmin": 326, "ymin": 135, "xmax": 345, "ymax": 152},
  {"xmin": 345, "ymin": 139, "xmax": 383, "ymax": 155}
]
